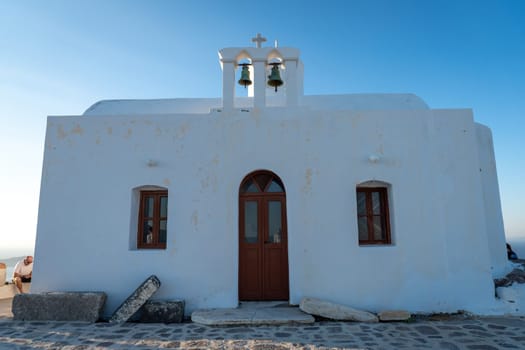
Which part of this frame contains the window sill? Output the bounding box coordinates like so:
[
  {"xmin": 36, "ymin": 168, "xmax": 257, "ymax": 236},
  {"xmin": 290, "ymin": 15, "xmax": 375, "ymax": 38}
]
[
  {"xmin": 359, "ymin": 242, "xmax": 394, "ymax": 247},
  {"xmin": 136, "ymin": 246, "xmax": 167, "ymax": 250}
]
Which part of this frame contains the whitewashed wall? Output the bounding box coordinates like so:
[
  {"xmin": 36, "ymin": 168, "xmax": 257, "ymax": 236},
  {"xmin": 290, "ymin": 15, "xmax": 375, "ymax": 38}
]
[
  {"xmin": 476, "ymin": 124, "xmax": 508, "ymax": 277},
  {"xmin": 33, "ymin": 99, "xmax": 505, "ymax": 316}
]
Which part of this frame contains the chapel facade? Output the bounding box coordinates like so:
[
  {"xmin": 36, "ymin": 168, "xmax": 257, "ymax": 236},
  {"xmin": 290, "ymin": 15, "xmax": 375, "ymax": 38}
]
[{"xmin": 33, "ymin": 35, "xmax": 508, "ymax": 316}]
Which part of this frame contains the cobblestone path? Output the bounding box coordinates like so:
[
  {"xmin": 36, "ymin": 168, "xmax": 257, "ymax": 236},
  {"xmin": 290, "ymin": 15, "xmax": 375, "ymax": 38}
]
[{"xmin": 0, "ymin": 316, "xmax": 524, "ymax": 349}]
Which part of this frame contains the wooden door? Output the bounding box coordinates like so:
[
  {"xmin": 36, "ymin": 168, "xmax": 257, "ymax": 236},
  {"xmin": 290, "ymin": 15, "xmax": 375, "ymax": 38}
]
[{"xmin": 239, "ymin": 172, "xmax": 289, "ymax": 301}]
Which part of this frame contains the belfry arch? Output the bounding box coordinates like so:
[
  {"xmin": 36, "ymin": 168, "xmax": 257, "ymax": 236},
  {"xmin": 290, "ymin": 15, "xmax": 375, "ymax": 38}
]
[{"xmin": 219, "ymin": 33, "xmax": 303, "ymax": 109}]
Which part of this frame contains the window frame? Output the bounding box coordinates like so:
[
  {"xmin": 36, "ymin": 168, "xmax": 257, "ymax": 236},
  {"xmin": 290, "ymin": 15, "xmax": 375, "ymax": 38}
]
[
  {"xmin": 356, "ymin": 187, "xmax": 391, "ymax": 245},
  {"xmin": 137, "ymin": 190, "xmax": 168, "ymax": 249}
]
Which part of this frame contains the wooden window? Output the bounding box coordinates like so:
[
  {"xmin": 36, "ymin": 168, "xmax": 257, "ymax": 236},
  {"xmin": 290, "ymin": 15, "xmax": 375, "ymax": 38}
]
[
  {"xmin": 137, "ymin": 190, "xmax": 168, "ymax": 249},
  {"xmin": 356, "ymin": 187, "xmax": 391, "ymax": 245}
]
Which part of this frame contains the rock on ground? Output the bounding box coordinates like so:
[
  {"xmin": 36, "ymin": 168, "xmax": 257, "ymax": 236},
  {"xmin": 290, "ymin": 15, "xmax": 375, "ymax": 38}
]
[
  {"xmin": 378, "ymin": 310, "xmax": 411, "ymax": 321},
  {"xmin": 109, "ymin": 275, "xmax": 161, "ymax": 323},
  {"xmin": 494, "ymin": 260, "xmax": 525, "ymax": 287},
  {"xmin": 300, "ymin": 297, "xmax": 378, "ymax": 322}
]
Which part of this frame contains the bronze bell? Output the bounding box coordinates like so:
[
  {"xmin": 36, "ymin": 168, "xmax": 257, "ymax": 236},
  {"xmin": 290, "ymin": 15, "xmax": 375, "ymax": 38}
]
[
  {"xmin": 238, "ymin": 64, "xmax": 252, "ymax": 88},
  {"xmin": 267, "ymin": 63, "xmax": 283, "ymax": 92}
]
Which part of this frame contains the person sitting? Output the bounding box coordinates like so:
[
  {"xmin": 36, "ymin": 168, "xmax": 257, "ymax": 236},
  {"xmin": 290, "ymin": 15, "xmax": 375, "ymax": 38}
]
[
  {"xmin": 13, "ymin": 256, "xmax": 33, "ymax": 293},
  {"xmin": 507, "ymin": 243, "xmax": 518, "ymax": 260}
]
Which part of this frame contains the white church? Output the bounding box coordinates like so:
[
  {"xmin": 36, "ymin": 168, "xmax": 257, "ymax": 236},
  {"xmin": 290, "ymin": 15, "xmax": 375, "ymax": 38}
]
[{"xmin": 33, "ymin": 35, "xmax": 510, "ymax": 316}]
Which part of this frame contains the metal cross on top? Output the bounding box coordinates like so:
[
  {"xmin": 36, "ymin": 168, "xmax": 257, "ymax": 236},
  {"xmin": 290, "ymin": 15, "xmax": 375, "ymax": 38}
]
[{"xmin": 251, "ymin": 33, "xmax": 267, "ymax": 48}]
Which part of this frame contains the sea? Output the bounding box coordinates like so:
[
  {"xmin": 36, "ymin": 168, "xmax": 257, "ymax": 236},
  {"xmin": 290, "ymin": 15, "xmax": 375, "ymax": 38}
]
[{"xmin": 5, "ymin": 266, "xmax": 14, "ymax": 282}]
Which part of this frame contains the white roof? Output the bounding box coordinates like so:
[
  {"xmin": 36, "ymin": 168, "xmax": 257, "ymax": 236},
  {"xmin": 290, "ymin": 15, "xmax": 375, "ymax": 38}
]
[{"xmin": 83, "ymin": 93, "xmax": 429, "ymax": 116}]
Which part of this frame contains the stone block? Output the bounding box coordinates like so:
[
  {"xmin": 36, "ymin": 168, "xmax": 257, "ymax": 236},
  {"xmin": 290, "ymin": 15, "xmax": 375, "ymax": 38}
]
[
  {"xmin": 139, "ymin": 300, "xmax": 185, "ymax": 323},
  {"xmin": 378, "ymin": 310, "xmax": 411, "ymax": 321},
  {"xmin": 300, "ymin": 297, "xmax": 378, "ymax": 322},
  {"xmin": 109, "ymin": 275, "xmax": 161, "ymax": 323},
  {"xmin": 191, "ymin": 306, "xmax": 315, "ymax": 326},
  {"xmin": 12, "ymin": 292, "xmax": 106, "ymax": 322},
  {"xmin": 495, "ymin": 267, "xmax": 525, "ymax": 287}
]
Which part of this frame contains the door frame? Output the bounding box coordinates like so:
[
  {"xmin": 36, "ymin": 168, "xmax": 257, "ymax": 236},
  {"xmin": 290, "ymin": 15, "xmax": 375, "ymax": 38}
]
[{"xmin": 238, "ymin": 170, "xmax": 289, "ymax": 301}]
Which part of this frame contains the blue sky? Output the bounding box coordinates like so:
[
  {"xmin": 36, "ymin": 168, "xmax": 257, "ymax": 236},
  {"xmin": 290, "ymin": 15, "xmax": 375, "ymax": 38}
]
[{"xmin": 1, "ymin": 0, "xmax": 524, "ymax": 257}]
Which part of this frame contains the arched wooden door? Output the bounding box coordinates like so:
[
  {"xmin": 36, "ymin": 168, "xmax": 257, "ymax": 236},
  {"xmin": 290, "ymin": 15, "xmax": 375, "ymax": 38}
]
[{"xmin": 239, "ymin": 171, "xmax": 289, "ymax": 300}]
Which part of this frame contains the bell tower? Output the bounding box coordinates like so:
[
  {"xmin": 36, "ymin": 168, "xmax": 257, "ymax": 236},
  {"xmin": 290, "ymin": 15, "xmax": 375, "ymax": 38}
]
[{"xmin": 219, "ymin": 34, "xmax": 303, "ymax": 109}]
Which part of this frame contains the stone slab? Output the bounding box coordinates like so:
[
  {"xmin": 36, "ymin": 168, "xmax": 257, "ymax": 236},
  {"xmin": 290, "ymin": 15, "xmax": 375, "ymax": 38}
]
[
  {"xmin": 109, "ymin": 275, "xmax": 161, "ymax": 323},
  {"xmin": 139, "ymin": 299, "xmax": 185, "ymax": 323},
  {"xmin": 192, "ymin": 306, "xmax": 314, "ymax": 326},
  {"xmin": 12, "ymin": 292, "xmax": 106, "ymax": 322},
  {"xmin": 300, "ymin": 297, "xmax": 378, "ymax": 322},
  {"xmin": 378, "ymin": 310, "xmax": 411, "ymax": 321}
]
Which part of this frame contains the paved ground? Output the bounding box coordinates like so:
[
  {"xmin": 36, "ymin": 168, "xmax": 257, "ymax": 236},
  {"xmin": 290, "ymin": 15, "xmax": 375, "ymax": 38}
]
[
  {"xmin": 0, "ymin": 314, "xmax": 524, "ymax": 349},
  {"xmin": 0, "ymin": 298, "xmax": 13, "ymax": 318}
]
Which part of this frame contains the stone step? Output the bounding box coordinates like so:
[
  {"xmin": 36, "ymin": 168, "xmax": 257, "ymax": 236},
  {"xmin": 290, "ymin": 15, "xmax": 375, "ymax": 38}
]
[{"xmin": 191, "ymin": 306, "xmax": 315, "ymax": 326}]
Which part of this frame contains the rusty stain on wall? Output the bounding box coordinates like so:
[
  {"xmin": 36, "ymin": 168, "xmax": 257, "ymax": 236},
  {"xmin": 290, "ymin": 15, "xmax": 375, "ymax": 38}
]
[
  {"xmin": 212, "ymin": 155, "xmax": 219, "ymax": 166},
  {"xmin": 125, "ymin": 128, "xmax": 133, "ymax": 138},
  {"xmin": 351, "ymin": 114, "xmax": 362, "ymax": 128},
  {"xmin": 176, "ymin": 123, "xmax": 189, "ymax": 139},
  {"xmin": 192, "ymin": 210, "xmax": 199, "ymax": 231},
  {"xmin": 107, "ymin": 127, "xmax": 113, "ymax": 135},
  {"xmin": 57, "ymin": 125, "xmax": 67, "ymax": 139},
  {"xmin": 200, "ymin": 176, "xmax": 208, "ymax": 189},
  {"xmin": 302, "ymin": 168, "xmax": 313, "ymax": 194},
  {"xmin": 95, "ymin": 136, "xmax": 101, "ymax": 145},
  {"xmin": 199, "ymin": 169, "xmax": 218, "ymax": 192},
  {"xmin": 71, "ymin": 124, "xmax": 84, "ymax": 135}
]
